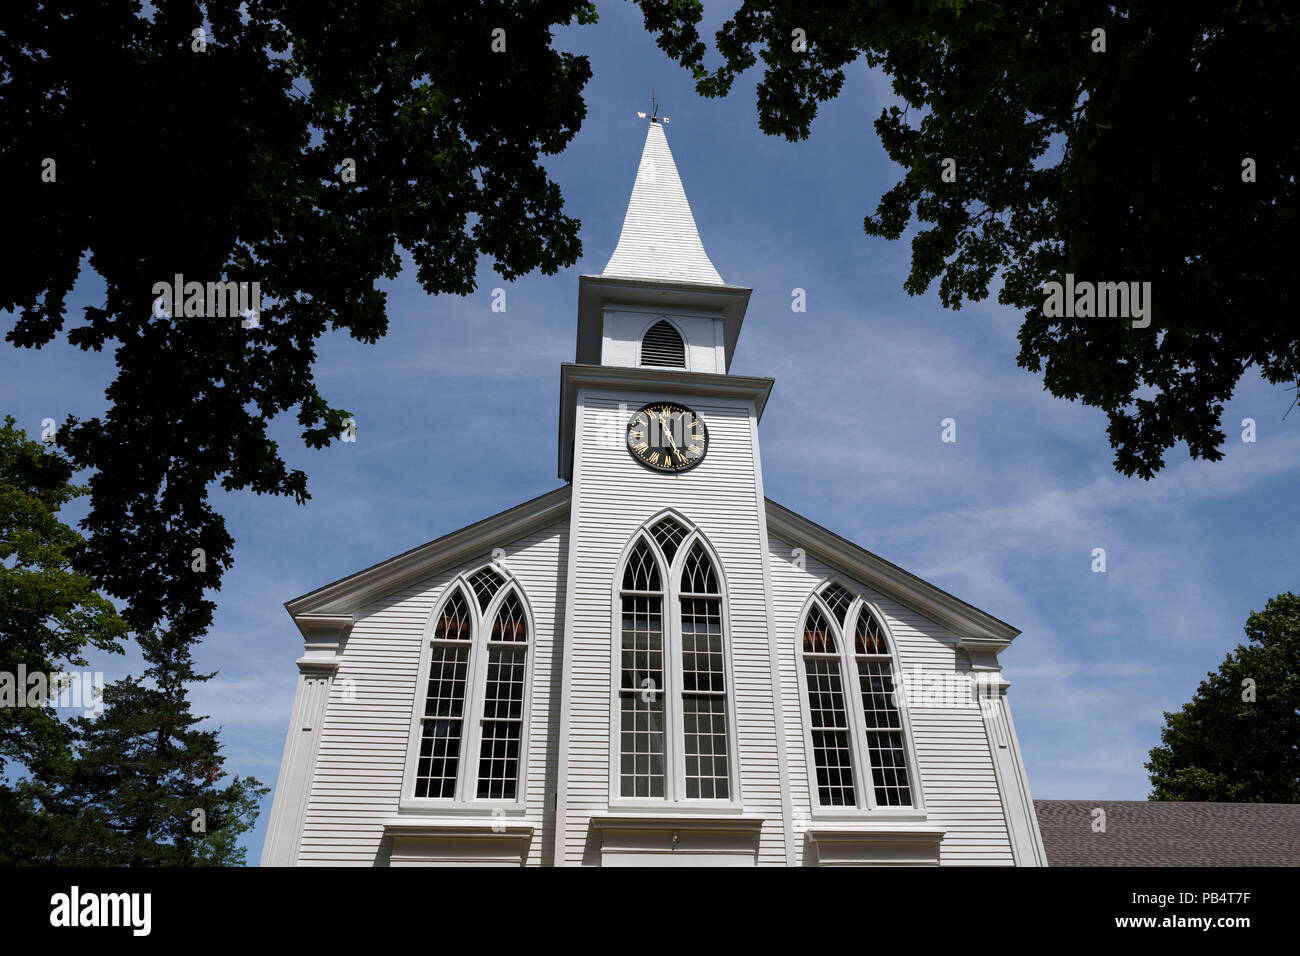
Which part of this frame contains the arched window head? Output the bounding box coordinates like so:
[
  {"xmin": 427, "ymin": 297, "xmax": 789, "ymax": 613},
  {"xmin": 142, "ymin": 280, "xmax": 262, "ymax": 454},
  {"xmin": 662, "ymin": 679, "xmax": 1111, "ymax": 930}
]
[
  {"xmin": 819, "ymin": 582, "xmax": 853, "ymax": 626},
  {"xmin": 648, "ymin": 515, "xmax": 688, "ymax": 565},
  {"xmin": 623, "ymin": 538, "xmax": 662, "ymax": 591},
  {"xmin": 468, "ymin": 566, "xmax": 505, "ymax": 611},
  {"xmin": 681, "ymin": 541, "xmax": 719, "ymax": 594},
  {"xmin": 641, "ymin": 319, "xmax": 686, "ymax": 368}
]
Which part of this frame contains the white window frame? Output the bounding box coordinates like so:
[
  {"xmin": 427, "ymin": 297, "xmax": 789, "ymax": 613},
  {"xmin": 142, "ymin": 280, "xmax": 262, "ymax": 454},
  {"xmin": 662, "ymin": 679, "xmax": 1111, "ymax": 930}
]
[
  {"xmin": 794, "ymin": 583, "xmax": 926, "ymax": 821},
  {"xmin": 399, "ymin": 567, "xmax": 535, "ymax": 815},
  {"xmin": 608, "ymin": 512, "xmax": 742, "ymax": 811}
]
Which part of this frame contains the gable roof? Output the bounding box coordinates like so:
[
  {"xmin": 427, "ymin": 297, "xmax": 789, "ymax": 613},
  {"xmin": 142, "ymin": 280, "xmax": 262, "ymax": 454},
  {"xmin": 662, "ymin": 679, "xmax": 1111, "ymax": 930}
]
[
  {"xmin": 284, "ymin": 486, "xmax": 571, "ymax": 619},
  {"xmin": 1036, "ymin": 800, "xmax": 1300, "ymax": 866},
  {"xmin": 601, "ymin": 121, "xmax": 725, "ymax": 286},
  {"xmin": 765, "ymin": 498, "xmax": 1020, "ymax": 647}
]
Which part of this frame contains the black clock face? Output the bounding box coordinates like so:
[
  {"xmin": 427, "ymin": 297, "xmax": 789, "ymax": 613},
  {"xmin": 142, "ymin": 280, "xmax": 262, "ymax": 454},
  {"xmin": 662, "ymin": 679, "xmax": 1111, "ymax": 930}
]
[{"xmin": 626, "ymin": 402, "xmax": 709, "ymax": 473}]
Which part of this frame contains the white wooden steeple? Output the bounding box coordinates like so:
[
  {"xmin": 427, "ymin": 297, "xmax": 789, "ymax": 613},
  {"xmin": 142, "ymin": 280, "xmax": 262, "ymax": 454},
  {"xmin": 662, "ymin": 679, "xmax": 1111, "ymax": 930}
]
[{"xmin": 601, "ymin": 120, "xmax": 726, "ymax": 287}]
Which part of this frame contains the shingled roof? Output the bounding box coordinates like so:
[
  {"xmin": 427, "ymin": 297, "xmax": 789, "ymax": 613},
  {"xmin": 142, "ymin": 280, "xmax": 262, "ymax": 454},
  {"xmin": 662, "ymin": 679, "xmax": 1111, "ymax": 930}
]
[{"xmin": 1035, "ymin": 800, "xmax": 1300, "ymax": 866}]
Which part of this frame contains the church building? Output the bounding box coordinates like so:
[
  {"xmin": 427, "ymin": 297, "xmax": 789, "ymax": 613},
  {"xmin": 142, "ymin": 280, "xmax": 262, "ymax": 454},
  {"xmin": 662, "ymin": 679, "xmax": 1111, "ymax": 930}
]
[{"xmin": 261, "ymin": 120, "xmax": 1046, "ymax": 866}]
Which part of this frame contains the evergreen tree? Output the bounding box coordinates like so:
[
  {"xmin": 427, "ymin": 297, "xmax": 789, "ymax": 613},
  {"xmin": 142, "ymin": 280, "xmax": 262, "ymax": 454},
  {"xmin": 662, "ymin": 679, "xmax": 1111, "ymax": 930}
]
[
  {"xmin": 1147, "ymin": 592, "xmax": 1300, "ymax": 802},
  {"xmin": 20, "ymin": 628, "xmax": 267, "ymax": 866},
  {"xmin": 0, "ymin": 416, "xmax": 127, "ymax": 864}
]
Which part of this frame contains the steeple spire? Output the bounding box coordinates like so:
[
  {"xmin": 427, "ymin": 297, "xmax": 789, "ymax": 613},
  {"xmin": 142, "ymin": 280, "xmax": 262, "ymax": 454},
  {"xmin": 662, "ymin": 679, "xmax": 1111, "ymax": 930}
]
[{"xmin": 601, "ymin": 121, "xmax": 725, "ymax": 287}]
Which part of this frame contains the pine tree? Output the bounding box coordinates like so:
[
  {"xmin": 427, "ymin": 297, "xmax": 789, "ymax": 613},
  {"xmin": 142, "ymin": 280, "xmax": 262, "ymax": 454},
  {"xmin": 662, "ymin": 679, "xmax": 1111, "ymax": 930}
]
[
  {"xmin": 1147, "ymin": 592, "xmax": 1300, "ymax": 802},
  {"xmin": 22, "ymin": 628, "xmax": 267, "ymax": 865},
  {"xmin": 0, "ymin": 416, "xmax": 127, "ymax": 864}
]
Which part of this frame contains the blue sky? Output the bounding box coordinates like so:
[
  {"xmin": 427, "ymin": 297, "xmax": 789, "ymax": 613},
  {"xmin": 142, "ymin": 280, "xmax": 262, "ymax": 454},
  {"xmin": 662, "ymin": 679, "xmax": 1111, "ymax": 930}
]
[{"xmin": 3, "ymin": 3, "xmax": 1296, "ymax": 862}]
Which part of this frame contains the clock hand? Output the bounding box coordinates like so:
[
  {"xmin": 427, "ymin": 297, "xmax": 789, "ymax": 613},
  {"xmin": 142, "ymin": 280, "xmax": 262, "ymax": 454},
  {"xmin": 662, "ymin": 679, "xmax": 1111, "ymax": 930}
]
[{"xmin": 659, "ymin": 415, "xmax": 684, "ymax": 462}]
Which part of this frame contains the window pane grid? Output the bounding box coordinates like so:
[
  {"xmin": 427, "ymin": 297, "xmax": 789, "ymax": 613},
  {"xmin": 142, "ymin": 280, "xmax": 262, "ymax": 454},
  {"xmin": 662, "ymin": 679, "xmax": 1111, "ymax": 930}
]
[
  {"xmin": 681, "ymin": 595, "xmax": 729, "ymax": 799},
  {"xmin": 619, "ymin": 593, "xmax": 666, "ymax": 798},
  {"xmin": 803, "ymin": 645, "xmax": 856, "ymax": 806},
  {"xmin": 416, "ymin": 640, "xmax": 470, "ymax": 798}
]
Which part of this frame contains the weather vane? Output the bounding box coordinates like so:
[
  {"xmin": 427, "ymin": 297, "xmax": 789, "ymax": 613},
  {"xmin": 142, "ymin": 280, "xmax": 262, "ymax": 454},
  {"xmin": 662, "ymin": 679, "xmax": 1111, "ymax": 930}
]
[{"xmin": 636, "ymin": 90, "xmax": 670, "ymax": 124}]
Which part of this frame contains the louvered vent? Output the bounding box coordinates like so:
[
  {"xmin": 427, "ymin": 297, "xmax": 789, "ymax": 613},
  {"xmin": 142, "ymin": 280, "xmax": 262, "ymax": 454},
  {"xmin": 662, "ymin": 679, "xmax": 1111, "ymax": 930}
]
[{"xmin": 641, "ymin": 319, "xmax": 686, "ymax": 368}]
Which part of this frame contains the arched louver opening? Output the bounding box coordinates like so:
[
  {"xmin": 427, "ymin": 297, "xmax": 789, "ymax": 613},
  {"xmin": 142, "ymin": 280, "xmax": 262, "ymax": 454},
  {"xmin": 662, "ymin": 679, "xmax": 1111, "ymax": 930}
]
[
  {"xmin": 818, "ymin": 582, "xmax": 853, "ymax": 626},
  {"xmin": 648, "ymin": 515, "xmax": 688, "ymax": 566},
  {"xmin": 478, "ymin": 591, "xmax": 528, "ymax": 800},
  {"xmin": 678, "ymin": 542, "xmax": 728, "ymax": 799},
  {"xmin": 415, "ymin": 588, "xmax": 473, "ymax": 798},
  {"xmin": 619, "ymin": 539, "xmax": 666, "ymax": 798},
  {"xmin": 467, "ymin": 566, "xmax": 505, "ymax": 611},
  {"xmin": 853, "ymin": 606, "xmax": 912, "ymax": 806},
  {"xmin": 801, "ymin": 604, "xmax": 856, "ymax": 806},
  {"xmin": 641, "ymin": 319, "xmax": 686, "ymax": 368}
]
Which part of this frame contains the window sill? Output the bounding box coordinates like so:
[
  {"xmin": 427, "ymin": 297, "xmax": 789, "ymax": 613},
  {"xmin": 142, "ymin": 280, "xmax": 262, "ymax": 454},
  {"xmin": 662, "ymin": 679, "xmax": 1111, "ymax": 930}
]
[
  {"xmin": 607, "ymin": 799, "xmax": 747, "ymax": 816},
  {"xmin": 396, "ymin": 799, "xmax": 527, "ymax": 817},
  {"xmin": 805, "ymin": 807, "xmax": 930, "ymax": 825}
]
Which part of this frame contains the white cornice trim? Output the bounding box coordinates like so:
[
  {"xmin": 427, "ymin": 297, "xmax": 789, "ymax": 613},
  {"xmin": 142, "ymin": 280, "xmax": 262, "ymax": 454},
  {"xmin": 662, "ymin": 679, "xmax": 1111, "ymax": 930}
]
[
  {"xmin": 558, "ymin": 363, "xmax": 774, "ymax": 479},
  {"xmin": 293, "ymin": 613, "xmax": 354, "ymax": 672},
  {"xmin": 765, "ymin": 499, "xmax": 1020, "ymax": 646},
  {"xmin": 284, "ymin": 486, "xmax": 572, "ymax": 619}
]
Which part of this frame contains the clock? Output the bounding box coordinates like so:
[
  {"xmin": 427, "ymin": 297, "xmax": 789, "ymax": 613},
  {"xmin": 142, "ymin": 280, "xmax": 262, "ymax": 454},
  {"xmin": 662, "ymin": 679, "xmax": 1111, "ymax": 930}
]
[{"xmin": 625, "ymin": 401, "xmax": 709, "ymax": 473}]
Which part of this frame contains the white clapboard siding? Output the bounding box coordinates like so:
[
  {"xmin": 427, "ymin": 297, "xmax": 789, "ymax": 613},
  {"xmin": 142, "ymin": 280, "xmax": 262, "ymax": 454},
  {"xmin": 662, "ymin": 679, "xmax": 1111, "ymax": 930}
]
[
  {"xmin": 564, "ymin": 389, "xmax": 784, "ymax": 864},
  {"xmin": 295, "ymin": 515, "xmax": 569, "ymax": 867},
  {"xmin": 767, "ymin": 532, "xmax": 1014, "ymax": 866}
]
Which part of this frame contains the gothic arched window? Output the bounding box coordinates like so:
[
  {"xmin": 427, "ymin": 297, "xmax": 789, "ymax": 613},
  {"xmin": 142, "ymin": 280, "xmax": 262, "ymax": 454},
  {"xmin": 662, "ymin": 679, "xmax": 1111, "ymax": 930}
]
[
  {"xmin": 410, "ymin": 566, "xmax": 532, "ymax": 804},
  {"xmin": 798, "ymin": 582, "xmax": 916, "ymax": 810},
  {"xmin": 640, "ymin": 319, "xmax": 686, "ymax": 368},
  {"xmin": 616, "ymin": 515, "xmax": 734, "ymax": 801}
]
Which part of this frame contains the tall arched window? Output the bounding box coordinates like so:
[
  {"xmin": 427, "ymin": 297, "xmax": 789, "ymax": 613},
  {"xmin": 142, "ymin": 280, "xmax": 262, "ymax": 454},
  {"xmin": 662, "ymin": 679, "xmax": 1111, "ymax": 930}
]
[
  {"xmin": 798, "ymin": 581, "xmax": 916, "ymax": 810},
  {"xmin": 640, "ymin": 318, "xmax": 686, "ymax": 368},
  {"xmin": 616, "ymin": 514, "xmax": 734, "ymax": 802},
  {"xmin": 410, "ymin": 566, "xmax": 532, "ymax": 804}
]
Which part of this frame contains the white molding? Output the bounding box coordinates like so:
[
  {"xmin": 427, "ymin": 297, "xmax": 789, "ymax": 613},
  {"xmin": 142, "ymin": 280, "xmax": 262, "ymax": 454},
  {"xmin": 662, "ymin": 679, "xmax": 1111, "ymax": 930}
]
[
  {"xmin": 381, "ymin": 821, "xmax": 534, "ymax": 867},
  {"xmin": 749, "ymin": 404, "xmax": 796, "ymax": 865},
  {"xmin": 804, "ymin": 825, "xmax": 945, "ymax": 867},
  {"xmin": 765, "ymin": 500, "xmax": 1020, "ymax": 646},
  {"xmin": 284, "ymin": 487, "xmax": 571, "ymax": 618},
  {"xmin": 979, "ymin": 686, "xmax": 1049, "ymax": 866},
  {"xmin": 590, "ymin": 814, "xmax": 764, "ymax": 866},
  {"xmin": 260, "ymin": 615, "xmax": 353, "ymax": 866},
  {"xmin": 553, "ymin": 401, "xmax": 587, "ymax": 865}
]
